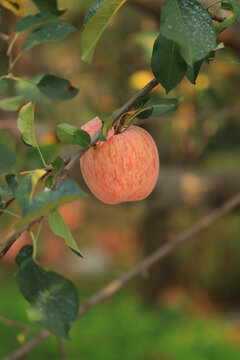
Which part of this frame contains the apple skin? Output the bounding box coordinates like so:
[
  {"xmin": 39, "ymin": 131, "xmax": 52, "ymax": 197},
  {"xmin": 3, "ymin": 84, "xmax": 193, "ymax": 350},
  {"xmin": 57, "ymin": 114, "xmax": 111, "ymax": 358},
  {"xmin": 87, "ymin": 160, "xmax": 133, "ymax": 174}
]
[{"xmin": 80, "ymin": 117, "xmax": 159, "ymax": 204}]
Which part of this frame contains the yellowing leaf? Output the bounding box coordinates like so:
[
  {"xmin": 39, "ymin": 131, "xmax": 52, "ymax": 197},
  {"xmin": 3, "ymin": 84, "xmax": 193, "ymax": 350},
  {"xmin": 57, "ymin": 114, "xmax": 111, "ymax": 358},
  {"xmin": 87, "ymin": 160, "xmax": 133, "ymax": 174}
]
[{"xmin": 0, "ymin": 0, "xmax": 25, "ymax": 17}]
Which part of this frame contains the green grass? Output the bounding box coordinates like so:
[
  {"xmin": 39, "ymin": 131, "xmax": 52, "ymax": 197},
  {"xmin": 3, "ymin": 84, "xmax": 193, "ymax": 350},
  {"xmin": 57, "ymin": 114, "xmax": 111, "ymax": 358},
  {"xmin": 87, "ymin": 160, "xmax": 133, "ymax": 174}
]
[{"xmin": 1, "ymin": 279, "xmax": 240, "ymax": 360}]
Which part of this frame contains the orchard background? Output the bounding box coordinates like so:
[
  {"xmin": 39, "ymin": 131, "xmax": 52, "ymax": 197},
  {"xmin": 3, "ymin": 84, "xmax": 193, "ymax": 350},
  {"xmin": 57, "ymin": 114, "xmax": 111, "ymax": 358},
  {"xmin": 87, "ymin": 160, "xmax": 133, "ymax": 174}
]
[{"xmin": 0, "ymin": 0, "xmax": 240, "ymax": 359}]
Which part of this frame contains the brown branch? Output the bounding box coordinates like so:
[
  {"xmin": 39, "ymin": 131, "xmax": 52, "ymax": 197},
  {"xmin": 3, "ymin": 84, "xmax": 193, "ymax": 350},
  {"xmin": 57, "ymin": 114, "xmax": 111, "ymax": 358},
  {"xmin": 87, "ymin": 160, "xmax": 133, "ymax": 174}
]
[
  {"xmin": 208, "ymin": 11, "xmax": 227, "ymax": 23},
  {"xmin": 2, "ymin": 330, "xmax": 50, "ymax": 360},
  {"xmin": 0, "ymin": 78, "xmax": 159, "ymax": 258},
  {"xmin": 0, "ymin": 198, "xmax": 15, "ymax": 216},
  {"xmin": 4, "ymin": 190, "xmax": 240, "ymax": 360},
  {"xmin": 0, "ymin": 314, "xmax": 37, "ymax": 334},
  {"xmin": 57, "ymin": 337, "xmax": 68, "ymax": 360}
]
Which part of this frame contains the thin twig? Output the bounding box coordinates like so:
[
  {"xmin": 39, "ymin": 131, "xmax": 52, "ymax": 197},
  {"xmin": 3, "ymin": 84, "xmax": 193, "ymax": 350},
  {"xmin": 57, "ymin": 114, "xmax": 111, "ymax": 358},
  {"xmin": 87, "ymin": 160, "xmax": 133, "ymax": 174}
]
[
  {"xmin": 0, "ymin": 314, "xmax": 38, "ymax": 334},
  {"xmin": 0, "ymin": 198, "xmax": 15, "ymax": 216},
  {"xmin": 4, "ymin": 190, "xmax": 240, "ymax": 360},
  {"xmin": 57, "ymin": 337, "xmax": 68, "ymax": 360},
  {"xmin": 2, "ymin": 330, "xmax": 50, "ymax": 360}
]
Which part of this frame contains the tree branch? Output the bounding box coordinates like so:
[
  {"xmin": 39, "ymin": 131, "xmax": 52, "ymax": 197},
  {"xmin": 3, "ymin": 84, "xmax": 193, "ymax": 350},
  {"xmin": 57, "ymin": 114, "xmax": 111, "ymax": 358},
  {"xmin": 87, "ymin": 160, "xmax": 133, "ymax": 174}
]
[
  {"xmin": 0, "ymin": 78, "xmax": 159, "ymax": 258},
  {"xmin": 0, "ymin": 314, "xmax": 38, "ymax": 334},
  {"xmin": 4, "ymin": 190, "xmax": 240, "ymax": 360},
  {"xmin": 0, "ymin": 198, "xmax": 15, "ymax": 216}
]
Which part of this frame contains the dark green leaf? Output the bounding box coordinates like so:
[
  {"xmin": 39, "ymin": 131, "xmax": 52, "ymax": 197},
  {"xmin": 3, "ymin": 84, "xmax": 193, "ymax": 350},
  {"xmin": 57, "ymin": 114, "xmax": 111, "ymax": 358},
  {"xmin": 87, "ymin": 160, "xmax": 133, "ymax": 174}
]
[
  {"xmin": 215, "ymin": 14, "xmax": 236, "ymax": 34},
  {"xmin": 30, "ymin": 0, "xmax": 65, "ymax": 16},
  {"xmin": 0, "ymin": 197, "xmax": 4, "ymax": 209},
  {"xmin": 134, "ymin": 94, "xmax": 152, "ymax": 119},
  {"xmin": 51, "ymin": 156, "xmax": 64, "ymax": 171},
  {"xmin": 15, "ymin": 13, "xmax": 58, "ymax": 33},
  {"xmin": 151, "ymin": 34, "xmax": 187, "ymax": 93},
  {"xmin": 15, "ymin": 181, "xmax": 85, "ymax": 229},
  {"xmin": 160, "ymin": 0, "xmax": 216, "ymax": 66},
  {"xmin": 186, "ymin": 59, "xmax": 204, "ymax": 84},
  {"xmin": 73, "ymin": 129, "xmax": 91, "ymax": 147},
  {"xmin": 223, "ymin": 1, "xmax": 240, "ymax": 19},
  {"xmin": 37, "ymin": 75, "xmax": 79, "ymax": 101},
  {"xmin": 15, "ymin": 245, "xmax": 79, "ymax": 339},
  {"xmin": 83, "ymin": 0, "xmax": 107, "ymax": 26},
  {"xmin": 0, "ymin": 130, "xmax": 15, "ymax": 150},
  {"xmin": 138, "ymin": 98, "xmax": 178, "ymax": 118},
  {"xmin": 221, "ymin": 1, "xmax": 233, "ymax": 10},
  {"xmin": 6, "ymin": 174, "xmax": 18, "ymax": 195},
  {"xmin": 22, "ymin": 22, "xmax": 76, "ymax": 51},
  {"xmin": 0, "ymin": 143, "xmax": 16, "ymax": 174},
  {"xmin": 17, "ymin": 102, "xmax": 38, "ymax": 147},
  {"xmin": 81, "ymin": 0, "xmax": 127, "ymax": 63},
  {"xmin": 0, "ymin": 79, "xmax": 8, "ymax": 94},
  {"xmin": 16, "ymin": 175, "xmax": 32, "ymax": 210},
  {"xmin": 49, "ymin": 209, "xmax": 83, "ymax": 257},
  {"xmin": 56, "ymin": 123, "xmax": 79, "ymax": 144},
  {"xmin": 0, "ymin": 96, "xmax": 24, "ymax": 111},
  {"xmin": 45, "ymin": 175, "xmax": 54, "ymax": 188}
]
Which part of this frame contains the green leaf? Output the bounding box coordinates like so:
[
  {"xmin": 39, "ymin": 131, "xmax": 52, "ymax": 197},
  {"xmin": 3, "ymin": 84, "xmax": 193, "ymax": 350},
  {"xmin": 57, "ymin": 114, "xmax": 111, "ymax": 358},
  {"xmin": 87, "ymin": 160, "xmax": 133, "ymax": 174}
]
[
  {"xmin": 137, "ymin": 98, "xmax": 178, "ymax": 118},
  {"xmin": 16, "ymin": 174, "xmax": 32, "ymax": 210},
  {"xmin": 215, "ymin": 14, "xmax": 236, "ymax": 34},
  {"xmin": 22, "ymin": 22, "xmax": 76, "ymax": 51},
  {"xmin": 15, "ymin": 13, "xmax": 58, "ymax": 33},
  {"xmin": 223, "ymin": 0, "xmax": 240, "ymax": 19},
  {"xmin": 49, "ymin": 209, "xmax": 83, "ymax": 257},
  {"xmin": 45, "ymin": 175, "xmax": 54, "ymax": 188},
  {"xmin": 6, "ymin": 174, "xmax": 18, "ymax": 195},
  {"xmin": 0, "ymin": 79, "xmax": 8, "ymax": 94},
  {"xmin": 51, "ymin": 156, "xmax": 64, "ymax": 171},
  {"xmin": 15, "ymin": 245, "xmax": 79, "ymax": 339},
  {"xmin": 160, "ymin": 0, "xmax": 216, "ymax": 66},
  {"xmin": 221, "ymin": 1, "xmax": 233, "ymax": 10},
  {"xmin": 17, "ymin": 102, "xmax": 38, "ymax": 147},
  {"xmin": 0, "ymin": 96, "xmax": 24, "ymax": 111},
  {"xmin": 0, "ymin": 143, "xmax": 16, "ymax": 174},
  {"xmin": 31, "ymin": 0, "xmax": 65, "ymax": 16},
  {"xmin": 101, "ymin": 111, "xmax": 117, "ymax": 141},
  {"xmin": 37, "ymin": 75, "xmax": 79, "ymax": 101},
  {"xmin": 73, "ymin": 129, "xmax": 91, "ymax": 147},
  {"xmin": 15, "ymin": 181, "xmax": 85, "ymax": 229},
  {"xmin": 151, "ymin": 34, "xmax": 187, "ymax": 93},
  {"xmin": 81, "ymin": 0, "xmax": 127, "ymax": 63},
  {"xmin": 186, "ymin": 59, "xmax": 204, "ymax": 84},
  {"xmin": 56, "ymin": 123, "xmax": 79, "ymax": 144},
  {"xmin": 0, "ymin": 130, "xmax": 15, "ymax": 150},
  {"xmin": 0, "ymin": 174, "xmax": 18, "ymax": 197},
  {"xmin": 83, "ymin": 0, "xmax": 107, "ymax": 26}
]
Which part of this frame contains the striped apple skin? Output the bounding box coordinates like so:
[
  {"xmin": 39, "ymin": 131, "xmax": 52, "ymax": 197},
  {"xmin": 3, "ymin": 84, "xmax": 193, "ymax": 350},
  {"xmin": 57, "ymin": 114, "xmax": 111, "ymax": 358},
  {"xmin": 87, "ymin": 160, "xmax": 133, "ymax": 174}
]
[{"xmin": 80, "ymin": 117, "xmax": 159, "ymax": 204}]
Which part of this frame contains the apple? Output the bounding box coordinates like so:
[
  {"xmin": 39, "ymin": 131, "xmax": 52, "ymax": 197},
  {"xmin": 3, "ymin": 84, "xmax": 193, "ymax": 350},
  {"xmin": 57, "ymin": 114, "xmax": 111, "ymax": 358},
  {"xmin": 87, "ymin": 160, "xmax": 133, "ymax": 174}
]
[{"xmin": 80, "ymin": 117, "xmax": 159, "ymax": 204}]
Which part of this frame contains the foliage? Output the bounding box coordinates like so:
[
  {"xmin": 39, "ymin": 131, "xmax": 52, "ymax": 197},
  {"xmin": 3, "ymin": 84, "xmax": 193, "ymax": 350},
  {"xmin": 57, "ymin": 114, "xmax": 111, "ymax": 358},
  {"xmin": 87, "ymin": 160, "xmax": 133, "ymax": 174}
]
[{"xmin": 0, "ymin": 0, "xmax": 239, "ymax": 357}]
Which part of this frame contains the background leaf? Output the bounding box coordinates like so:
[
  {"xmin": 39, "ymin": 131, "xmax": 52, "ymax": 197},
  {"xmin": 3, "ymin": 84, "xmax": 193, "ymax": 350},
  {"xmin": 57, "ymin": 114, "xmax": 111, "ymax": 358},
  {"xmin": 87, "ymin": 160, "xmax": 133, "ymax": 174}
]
[
  {"xmin": 0, "ymin": 0, "xmax": 25, "ymax": 17},
  {"xmin": 81, "ymin": 0, "xmax": 127, "ymax": 63},
  {"xmin": 22, "ymin": 22, "xmax": 76, "ymax": 51},
  {"xmin": 0, "ymin": 143, "xmax": 16, "ymax": 174},
  {"xmin": 16, "ymin": 174, "xmax": 32, "ymax": 210},
  {"xmin": 15, "ymin": 245, "xmax": 79, "ymax": 339},
  {"xmin": 160, "ymin": 0, "xmax": 216, "ymax": 66},
  {"xmin": 0, "ymin": 79, "xmax": 8, "ymax": 94},
  {"xmin": 83, "ymin": 0, "xmax": 107, "ymax": 26},
  {"xmin": 0, "ymin": 96, "xmax": 24, "ymax": 111},
  {"xmin": 151, "ymin": 34, "xmax": 187, "ymax": 93},
  {"xmin": 15, "ymin": 12, "xmax": 58, "ymax": 33},
  {"xmin": 37, "ymin": 75, "xmax": 79, "ymax": 101},
  {"xmin": 30, "ymin": 0, "xmax": 65, "ymax": 16},
  {"xmin": 49, "ymin": 209, "xmax": 83, "ymax": 257},
  {"xmin": 224, "ymin": 0, "xmax": 240, "ymax": 20},
  {"xmin": 15, "ymin": 181, "xmax": 85, "ymax": 229}
]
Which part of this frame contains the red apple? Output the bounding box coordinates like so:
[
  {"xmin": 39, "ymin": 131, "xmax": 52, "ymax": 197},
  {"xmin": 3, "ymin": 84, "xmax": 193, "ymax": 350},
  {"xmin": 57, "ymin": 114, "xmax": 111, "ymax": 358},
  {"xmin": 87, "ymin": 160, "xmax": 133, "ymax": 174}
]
[{"xmin": 80, "ymin": 117, "xmax": 159, "ymax": 204}]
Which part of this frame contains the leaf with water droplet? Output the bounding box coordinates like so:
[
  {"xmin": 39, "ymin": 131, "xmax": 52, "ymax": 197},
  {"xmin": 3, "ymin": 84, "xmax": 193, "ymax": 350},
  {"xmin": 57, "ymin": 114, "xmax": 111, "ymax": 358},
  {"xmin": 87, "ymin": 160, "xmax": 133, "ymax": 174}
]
[{"xmin": 15, "ymin": 245, "xmax": 79, "ymax": 339}]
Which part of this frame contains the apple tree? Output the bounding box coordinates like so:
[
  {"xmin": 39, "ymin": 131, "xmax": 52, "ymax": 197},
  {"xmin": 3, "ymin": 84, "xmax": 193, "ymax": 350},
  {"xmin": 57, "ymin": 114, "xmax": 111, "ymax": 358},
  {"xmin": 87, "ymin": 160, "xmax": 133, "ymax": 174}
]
[{"xmin": 0, "ymin": 0, "xmax": 239, "ymax": 357}]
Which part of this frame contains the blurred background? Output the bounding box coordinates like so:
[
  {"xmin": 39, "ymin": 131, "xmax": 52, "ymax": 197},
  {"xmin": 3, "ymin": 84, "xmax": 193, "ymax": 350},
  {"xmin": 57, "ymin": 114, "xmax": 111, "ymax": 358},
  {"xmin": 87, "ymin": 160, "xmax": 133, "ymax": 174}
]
[{"xmin": 1, "ymin": 0, "xmax": 240, "ymax": 359}]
